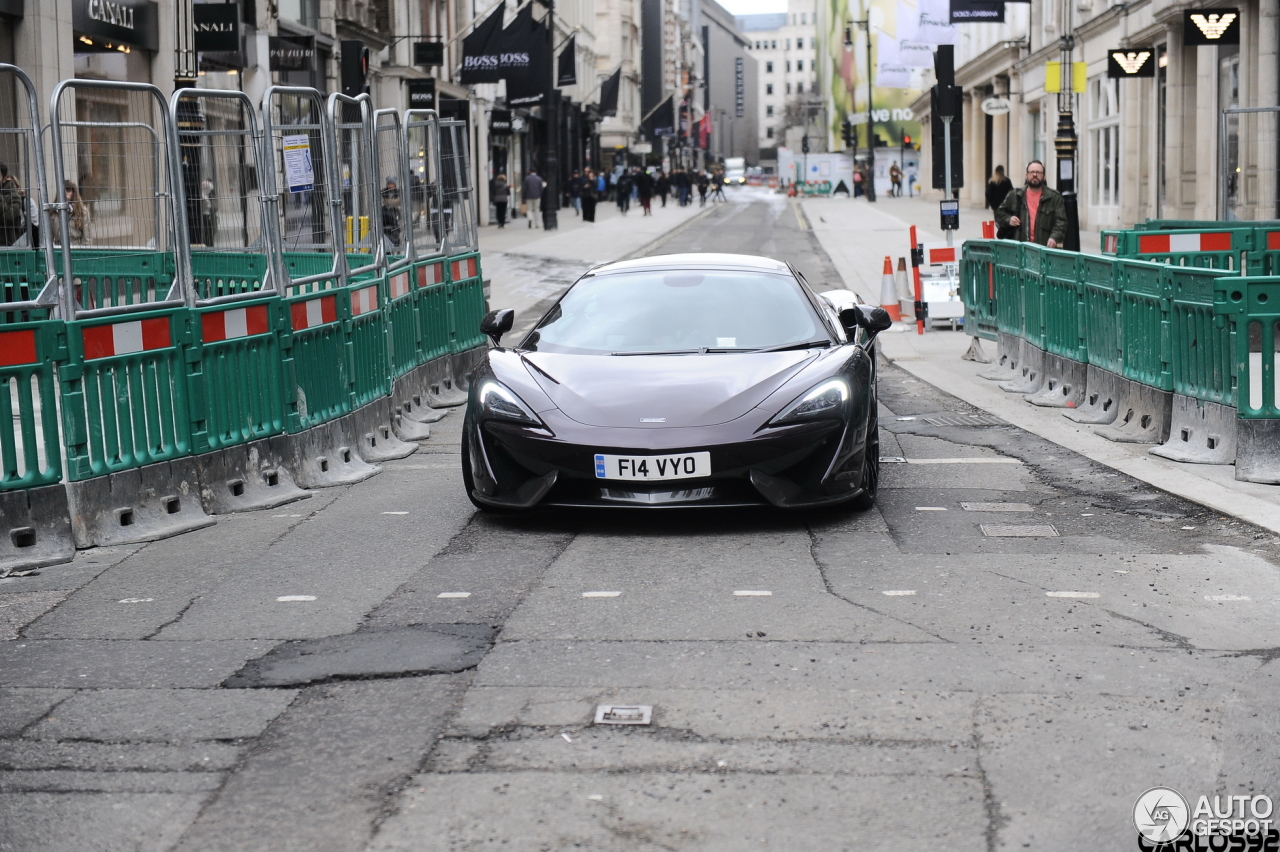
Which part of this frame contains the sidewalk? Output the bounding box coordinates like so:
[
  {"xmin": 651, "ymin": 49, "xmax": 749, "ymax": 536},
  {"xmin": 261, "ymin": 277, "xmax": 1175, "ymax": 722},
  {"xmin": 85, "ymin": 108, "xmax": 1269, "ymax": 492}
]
[
  {"xmin": 801, "ymin": 195, "xmax": 1280, "ymax": 535},
  {"xmin": 800, "ymin": 194, "xmax": 1103, "ymax": 302},
  {"xmin": 479, "ymin": 198, "xmax": 710, "ymax": 324}
]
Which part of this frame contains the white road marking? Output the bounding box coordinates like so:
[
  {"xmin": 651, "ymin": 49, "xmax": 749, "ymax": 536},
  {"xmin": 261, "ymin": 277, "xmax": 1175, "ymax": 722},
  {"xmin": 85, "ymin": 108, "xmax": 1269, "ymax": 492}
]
[
  {"xmin": 896, "ymin": 416, "xmax": 917, "ymax": 421},
  {"xmin": 915, "ymin": 507, "xmax": 948, "ymax": 511},
  {"xmin": 587, "ymin": 795, "xmax": 604, "ymax": 801},
  {"xmin": 276, "ymin": 595, "xmax": 317, "ymax": 602},
  {"xmin": 1081, "ymin": 513, "xmax": 1095, "ymax": 516},
  {"xmin": 382, "ymin": 511, "xmax": 410, "ymax": 515},
  {"xmin": 882, "ymin": 590, "xmax": 917, "ymax": 596},
  {"xmin": 437, "ymin": 592, "xmax": 471, "ymax": 599},
  {"xmin": 118, "ymin": 598, "xmax": 154, "ymax": 604},
  {"xmin": 733, "ymin": 590, "xmax": 773, "ymax": 596},
  {"xmin": 1205, "ymin": 595, "xmax": 1251, "ymax": 601},
  {"xmin": 1046, "ymin": 591, "xmax": 1100, "ymax": 599},
  {"xmin": 905, "ymin": 458, "xmax": 1022, "ymax": 465},
  {"xmin": 272, "ymin": 514, "xmax": 303, "ymax": 518},
  {"xmin": 583, "ymin": 591, "xmax": 622, "ymax": 598},
  {"xmin": 1181, "ymin": 526, "xmax": 1196, "ymax": 530},
  {"xmin": 1114, "ymin": 570, "xmax": 1129, "ymax": 574},
  {"xmin": 561, "ymin": 732, "xmax": 573, "ymax": 742}
]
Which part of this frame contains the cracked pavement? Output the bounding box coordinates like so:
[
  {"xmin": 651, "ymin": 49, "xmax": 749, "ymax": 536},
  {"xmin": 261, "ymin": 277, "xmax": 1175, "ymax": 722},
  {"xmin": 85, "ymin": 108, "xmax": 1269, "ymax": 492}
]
[{"xmin": 2, "ymin": 192, "xmax": 1280, "ymax": 851}]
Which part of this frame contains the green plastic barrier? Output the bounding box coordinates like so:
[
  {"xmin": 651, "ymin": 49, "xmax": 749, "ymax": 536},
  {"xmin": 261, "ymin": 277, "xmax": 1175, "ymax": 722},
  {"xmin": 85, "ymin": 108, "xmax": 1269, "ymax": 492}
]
[
  {"xmin": 992, "ymin": 240, "xmax": 1024, "ymax": 338},
  {"xmin": 1116, "ymin": 258, "xmax": 1173, "ymax": 391},
  {"xmin": 1021, "ymin": 243, "xmax": 1046, "ymax": 349},
  {"xmin": 347, "ymin": 267, "xmax": 392, "ymax": 409},
  {"xmin": 191, "ymin": 252, "xmax": 270, "ymax": 300},
  {"xmin": 0, "ymin": 251, "xmax": 49, "ymax": 321},
  {"xmin": 1101, "ymin": 227, "xmax": 1250, "ymax": 271},
  {"xmin": 1079, "ymin": 255, "xmax": 1123, "ymax": 374},
  {"xmin": 1040, "ymin": 247, "xmax": 1085, "ymax": 362},
  {"xmin": 385, "ymin": 263, "xmax": 420, "ymax": 378},
  {"xmin": 1165, "ymin": 266, "xmax": 1236, "ymax": 407},
  {"xmin": 960, "ymin": 241, "xmax": 997, "ymax": 341},
  {"xmin": 415, "ymin": 257, "xmax": 451, "ymax": 362},
  {"xmin": 69, "ymin": 249, "xmax": 179, "ymax": 311},
  {"xmin": 280, "ymin": 281, "xmax": 350, "ymax": 433},
  {"xmin": 1246, "ymin": 226, "xmax": 1280, "ymax": 275},
  {"xmin": 448, "ymin": 251, "xmax": 487, "ymax": 353},
  {"xmin": 59, "ymin": 306, "xmax": 196, "ymax": 481},
  {"xmin": 1214, "ymin": 277, "xmax": 1280, "ymax": 418},
  {"xmin": 189, "ymin": 296, "xmax": 289, "ymax": 451},
  {"xmin": 0, "ymin": 320, "xmax": 66, "ymax": 491}
]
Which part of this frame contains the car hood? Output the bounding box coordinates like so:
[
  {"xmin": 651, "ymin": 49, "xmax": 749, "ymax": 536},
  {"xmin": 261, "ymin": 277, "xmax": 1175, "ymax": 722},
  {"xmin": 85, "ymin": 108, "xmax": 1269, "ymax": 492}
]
[{"xmin": 519, "ymin": 351, "xmax": 820, "ymax": 427}]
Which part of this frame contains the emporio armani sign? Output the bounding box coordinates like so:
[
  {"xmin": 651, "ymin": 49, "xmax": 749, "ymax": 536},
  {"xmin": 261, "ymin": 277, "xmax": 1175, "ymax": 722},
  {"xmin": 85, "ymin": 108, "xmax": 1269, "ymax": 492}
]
[
  {"xmin": 1107, "ymin": 49, "xmax": 1156, "ymax": 77},
  {"xmin": 1183, "ymin": 8, "xmax": 1240, "ymax": 44}
]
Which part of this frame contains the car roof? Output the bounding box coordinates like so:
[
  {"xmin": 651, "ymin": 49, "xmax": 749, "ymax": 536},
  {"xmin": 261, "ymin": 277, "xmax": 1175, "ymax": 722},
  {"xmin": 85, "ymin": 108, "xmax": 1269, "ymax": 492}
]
[{"xmin": 588, "ymin": 253, "xmax": 791, "ymax": 276}]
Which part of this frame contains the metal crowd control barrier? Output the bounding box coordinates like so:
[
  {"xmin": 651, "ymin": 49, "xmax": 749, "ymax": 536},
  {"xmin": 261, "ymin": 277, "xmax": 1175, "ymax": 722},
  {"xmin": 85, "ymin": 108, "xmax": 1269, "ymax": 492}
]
[
  {"xmin": 998, "ymin": 243, "xmax": 1044, "ymax": 394},
  {"xmin": 1102, "ymin": 227, "xmax": 1251, "ymax": 271},
  {"xmin": 1069, "ymin": 254, "xmax": 1124, "ymax": 424},
  {"xmin": 49, "ymin": 79, "xmax": 213, "ymax": 548},
  {"xmin": 959, "ymin": 241, "xmax": 997, "ymax": 343},
  {"xmin": 977, "ymin": 241, "xmax": 1025, "ymax": 383},
  {"xmin": 1027, "ymin": 247, "xmax": 1086, "ymax": 408},
  {"xmin": 439, "ymin": 119, "xmax": 486, "ymax": 359},
  {"xmin": 171, "ymin": 87, "xmax": 308, "ymax": 514},
  {"xmin": 328, "ymin": 92, "xmax": 414, "ymax": 463},
  {"xmin": 0, "ymin": 64, "xmax": 74, "ymax": 573}
]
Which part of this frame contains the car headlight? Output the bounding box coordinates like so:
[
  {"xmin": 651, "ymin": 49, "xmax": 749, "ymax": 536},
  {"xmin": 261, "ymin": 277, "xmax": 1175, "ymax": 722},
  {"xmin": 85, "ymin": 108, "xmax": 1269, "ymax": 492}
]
[
  {"xmin": 478, "ymin": 380, "xmax": 544, "ymax": 426},
  {"xmin": 768, "ymin": 378, "xmax": 849, "ymax": 425}
]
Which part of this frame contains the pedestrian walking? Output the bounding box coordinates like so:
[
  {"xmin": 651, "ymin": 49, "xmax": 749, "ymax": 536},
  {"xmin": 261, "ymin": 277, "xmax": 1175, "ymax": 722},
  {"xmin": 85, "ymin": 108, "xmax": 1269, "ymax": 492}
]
[
  {"xmin": 994, "ymin": 160, "xmax": 1067, "ymax": 248},
  {"xmin": 852, "ymin": 167, "xmax": 863, "ymax": 198},
  {"xmin": 655, "ymin": 171, "xmax": 670, "ymax": 207},
  {"xmin": 569, "ymin": 170, "xmax": 582, "ymax": 215},
  {"xmin": 986, "ymin": 165, "xmax": 1014, "ymax": 226},
  {"xmin": 615, "ymin": 168, "xmax": 632, "ymax": 214},
  {"xmin": 695, "ymin": 171, "xmax": 709, "ymax": 206},
  {"xmin": 711, "ymin": 171, "xmax": 727, "ymax": 202},
  {"xmin": 889, "ymin": 162, "xmax": 902, "ymax": 197},
  {"xmin": 522, "ymin": 168, "xmax": 545, "ymax": 229},
  {"xmin": 0, "ymin": 164, "xmax": 26, "ymax": 246},
  {"xmin": 380, "ymin": 176, "xmax": 401, "ymax": 245},
  {"xmin": 580, "ymin": 168, "xmax": 598, "ymax": 223},
  {"xmin": 635, "ymin": 168, "xmax": 654, "ymax": 216},
  {"xmin": 675, "ymin": 169, "xmax": 691, "ymax": 206},
  {"xmin": 491, "ymin": 174, "xmax": 510, "ymax": 228}
]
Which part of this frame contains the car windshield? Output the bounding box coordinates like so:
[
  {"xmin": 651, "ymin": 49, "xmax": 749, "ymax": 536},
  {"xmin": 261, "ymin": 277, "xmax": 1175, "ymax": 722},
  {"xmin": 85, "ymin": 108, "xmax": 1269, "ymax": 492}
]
[{"xmin": 520, "ymin": 269, "xmax": 829, "ymax": 355}]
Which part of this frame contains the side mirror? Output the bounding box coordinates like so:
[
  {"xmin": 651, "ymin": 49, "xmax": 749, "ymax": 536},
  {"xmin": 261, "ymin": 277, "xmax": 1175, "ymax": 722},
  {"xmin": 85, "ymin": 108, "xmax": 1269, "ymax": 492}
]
[
  {"xmin": 480, "ymin": 309, "xmax": 515, "ymax": 346},
  {"xmin": 837, "ymin": 305, "xmax": 894, "ymax": 341}
]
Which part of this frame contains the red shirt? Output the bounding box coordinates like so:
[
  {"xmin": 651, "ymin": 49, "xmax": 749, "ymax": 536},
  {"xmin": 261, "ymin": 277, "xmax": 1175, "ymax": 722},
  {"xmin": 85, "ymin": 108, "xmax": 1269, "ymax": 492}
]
[{"xmin": 1025, "ymin": 188, "xmax": 1042, "ymax": 240}]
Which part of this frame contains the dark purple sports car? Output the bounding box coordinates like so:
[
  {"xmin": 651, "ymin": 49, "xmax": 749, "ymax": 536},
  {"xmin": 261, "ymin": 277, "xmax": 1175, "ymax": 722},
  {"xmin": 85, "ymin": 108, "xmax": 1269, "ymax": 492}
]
[{"xmin": 461, "ymin": 253, "xmax": 891, "ymax": 510}]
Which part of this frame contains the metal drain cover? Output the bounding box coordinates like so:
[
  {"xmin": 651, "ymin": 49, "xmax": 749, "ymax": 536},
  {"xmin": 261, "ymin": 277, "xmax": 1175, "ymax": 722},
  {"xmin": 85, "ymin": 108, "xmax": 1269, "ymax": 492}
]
[
  {"xmin": 961, "ymin": 502, "xmax": 1035, "ymax": 512},
  {"xmin": 921, "ymin": 414, "xmax": 1008, "ymax": 427},
  {"xmin": 980, "ymin": 524, "xmax": 1059, "ymax": 537},
  {"xmin": 595, "ymin": 704, "xmax": 653, "ymax": 725}
]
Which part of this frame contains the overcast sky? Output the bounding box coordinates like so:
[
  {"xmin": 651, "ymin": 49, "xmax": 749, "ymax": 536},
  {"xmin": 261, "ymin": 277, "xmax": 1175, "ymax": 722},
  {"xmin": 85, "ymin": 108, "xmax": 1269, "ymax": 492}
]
[{"xmin": 718, "ymin": 0, "xmax": 788, "ymax": 15}]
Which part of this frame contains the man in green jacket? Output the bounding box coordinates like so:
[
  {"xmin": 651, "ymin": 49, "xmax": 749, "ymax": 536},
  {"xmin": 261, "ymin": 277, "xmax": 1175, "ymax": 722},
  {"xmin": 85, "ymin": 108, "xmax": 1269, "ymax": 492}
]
[{"xmin": 995, "ymin": 160, "xmax": 1067, "ymax": 248}]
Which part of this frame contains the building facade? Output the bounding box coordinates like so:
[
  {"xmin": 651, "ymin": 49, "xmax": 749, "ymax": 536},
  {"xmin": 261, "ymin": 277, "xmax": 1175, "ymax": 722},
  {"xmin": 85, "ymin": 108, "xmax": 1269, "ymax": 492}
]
[
  {"xmin": 702, "ymin": 0, "xmax": 758, "ymax": 164},
  {"xmin": 909, "ymin": 0, "xmax": 1280, "ymax": 230},
  {"xmin": 738, "ymin": 0, "xmax": 817, "ymax": 160}
]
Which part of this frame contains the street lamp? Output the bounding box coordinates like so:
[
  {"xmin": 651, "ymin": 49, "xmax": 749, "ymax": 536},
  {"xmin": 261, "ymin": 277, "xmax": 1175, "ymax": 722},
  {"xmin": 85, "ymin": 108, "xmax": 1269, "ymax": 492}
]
[
  {"xmin": 1054, "ymin": 30, "xmax": 1080, "ymax": 248},
  {"xmin": 847, "ymin": 10, "xmax": 876, "ymax": 202}
]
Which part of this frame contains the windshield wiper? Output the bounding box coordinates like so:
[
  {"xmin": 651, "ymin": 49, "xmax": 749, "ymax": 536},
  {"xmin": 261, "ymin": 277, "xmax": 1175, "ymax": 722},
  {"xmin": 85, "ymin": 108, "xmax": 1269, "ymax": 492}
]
[
  {"xmin": 749, "ymin": 339, "xmax": 833, "ymax": 353},
  {"xmin": 611, "ymin": 349, "xmax": 702, "ymax": 356}
]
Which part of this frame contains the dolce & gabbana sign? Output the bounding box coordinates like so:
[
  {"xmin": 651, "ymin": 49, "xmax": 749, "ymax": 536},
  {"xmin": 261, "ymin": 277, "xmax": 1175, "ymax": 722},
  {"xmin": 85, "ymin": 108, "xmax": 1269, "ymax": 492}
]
[{"xmin": 74, "ymin": 0, "xmax": 158, "ymax": 51}]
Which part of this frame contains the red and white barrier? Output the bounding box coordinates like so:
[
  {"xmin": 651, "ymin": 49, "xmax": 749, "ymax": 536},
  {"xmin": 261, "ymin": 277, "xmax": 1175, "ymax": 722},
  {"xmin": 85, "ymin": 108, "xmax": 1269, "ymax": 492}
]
[
  {"xmin": 350, "ymin": 285, "xmax": 379, "ymax": 317},
  {"xmin": 82, "ymin": 318, "xmax": 170, "ymax": 360},
  {"xmin": 1137, "ymin": 232, "xmax": 1233, "ymax": 253},
  {"xmin": 290, "ymin": 295, "xmax": 338, "ymax": 331},
  {"xmin": 201, "ymin": 305, "xmax": 269, "ymax": 343}
]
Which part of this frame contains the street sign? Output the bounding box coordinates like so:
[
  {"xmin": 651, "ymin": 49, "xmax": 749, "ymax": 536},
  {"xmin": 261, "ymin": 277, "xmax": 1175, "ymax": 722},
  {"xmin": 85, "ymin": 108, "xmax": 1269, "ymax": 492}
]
[
  {"xmin": 981, "ymin": 97, "xmax": 1011, "ymax": 115},
  {"xmin": 940, "ymin": 199, "xmax": 960, "ymax": 231},
  {"xmin": 1107, "ymin": 49, "xmax": 1156, "ymax": 78},
  {"xmin": 414, "ymin": 42, "xmax": 445, "ymax": 66},
  {"xmin": 407, "ymin": 78, "xmax": 436, "ymax": 110},
  {"xmin": 1183, "ymin": 9, "xmax": 1240, "ymax": 45}
]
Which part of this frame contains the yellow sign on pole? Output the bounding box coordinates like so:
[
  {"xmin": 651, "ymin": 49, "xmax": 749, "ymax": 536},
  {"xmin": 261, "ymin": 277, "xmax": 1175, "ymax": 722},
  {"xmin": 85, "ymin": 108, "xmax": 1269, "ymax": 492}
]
[{"xmin": 1045, "ymin": 61, "xmax": 1087, "ymax": 93}]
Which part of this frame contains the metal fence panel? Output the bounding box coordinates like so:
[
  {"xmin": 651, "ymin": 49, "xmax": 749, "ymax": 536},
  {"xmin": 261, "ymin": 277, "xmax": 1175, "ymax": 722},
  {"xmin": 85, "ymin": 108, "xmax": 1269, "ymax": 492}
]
[
  {"xmin": 404, "ymin": 111, "xmax": 444, "ymax": 259},
  {"xmin": 329, "ymin": 93, "xmax": 380, "ymax": 274},
  {"xmin": 50, "ymin": 80, "xmax": 191, "ymax": 315},
  {"xmin": 439, "ymin": 120, "xmax": 476, "ymax": 253},
  {"xmin": 0, "ymin": 64, "xmax": 61, "ymax": 320}
]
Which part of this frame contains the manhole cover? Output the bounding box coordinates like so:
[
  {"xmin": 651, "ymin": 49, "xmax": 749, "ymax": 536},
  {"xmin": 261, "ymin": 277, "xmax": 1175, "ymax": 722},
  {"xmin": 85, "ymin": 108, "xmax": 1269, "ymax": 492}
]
[
  {"xmin": 961, "ymin": 502, "xmax": 1035, "ymax": 512},
  {"xmin": 595, "ymin": 705, "xmax": 653, "ymax": 725},
  {"xmin": 980, "ymin": 524, "xmax": 1059, "ymax": 537},
  {"xmin": 921, "ymin": 414, "xmax": 1007, "ymax": 427}
]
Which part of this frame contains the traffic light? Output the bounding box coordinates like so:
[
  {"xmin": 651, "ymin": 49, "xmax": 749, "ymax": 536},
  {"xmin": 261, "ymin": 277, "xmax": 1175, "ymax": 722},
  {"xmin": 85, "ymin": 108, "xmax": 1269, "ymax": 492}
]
[
  {"xmin": 903, "ymin": 134, "xmax": 912, "ymax": 146},
  {"xmin": 841, "ymin": 120, "xmax": 853, "ymax": 147},
  {"xmin": 340, "ymin": 40, "xmax": 370, "ymax": 97},
  {"xmin": 801, "ymin": 135, "xmax": 810, "ymax": 154}
]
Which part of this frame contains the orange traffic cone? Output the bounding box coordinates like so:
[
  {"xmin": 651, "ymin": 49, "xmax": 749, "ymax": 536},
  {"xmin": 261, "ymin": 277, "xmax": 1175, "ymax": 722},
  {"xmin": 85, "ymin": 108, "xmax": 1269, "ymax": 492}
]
[{"xmin": 880, "ymin": 256, "xmax": 902, "ymax": 321}]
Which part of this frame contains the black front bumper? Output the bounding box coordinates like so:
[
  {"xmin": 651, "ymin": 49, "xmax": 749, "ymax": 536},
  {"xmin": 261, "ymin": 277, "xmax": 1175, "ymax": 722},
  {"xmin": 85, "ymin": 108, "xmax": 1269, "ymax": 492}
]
[{"xmin": 467, "ymin": 414, "xmax": 868, "ymax": 509}]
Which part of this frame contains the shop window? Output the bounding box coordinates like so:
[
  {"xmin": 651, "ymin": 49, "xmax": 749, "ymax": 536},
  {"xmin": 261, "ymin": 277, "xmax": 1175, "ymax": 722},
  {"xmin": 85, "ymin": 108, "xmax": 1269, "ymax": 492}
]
[
  {"xmin": 767, "ymin": 105, "xmax": 774, "ymax": 117},
  {"xmin": 766, "ymin": 83, "xmax": 773, "ymax": 95},
  {"xmin": 767, "ymin": 127, "xmax": 775, "ymax": 138},
  {"xmin": 766, "ymin": 61, "xmax": 773, "ymax": 73},
  {"xmin": 1089, "ymin": 77, "xmax": 1121, "ymax": 207}
]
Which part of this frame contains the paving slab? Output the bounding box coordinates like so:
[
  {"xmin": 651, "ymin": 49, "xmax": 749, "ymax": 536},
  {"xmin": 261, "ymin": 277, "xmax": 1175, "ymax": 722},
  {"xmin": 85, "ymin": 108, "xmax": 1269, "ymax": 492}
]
[{"xmin": 24, "ymin": 688, "xmax": 297, "ymax": 742}]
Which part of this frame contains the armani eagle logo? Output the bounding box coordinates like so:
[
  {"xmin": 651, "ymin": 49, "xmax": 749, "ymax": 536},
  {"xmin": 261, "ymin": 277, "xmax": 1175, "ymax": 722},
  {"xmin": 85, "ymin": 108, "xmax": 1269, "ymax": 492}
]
[
  {"xmin": 1190, "ymin": 12, "xmax": 1237, "ymax": 39},
  {"xmin": 1112, "ymin": 51, "xmax": 1152, "ymax": 73}
]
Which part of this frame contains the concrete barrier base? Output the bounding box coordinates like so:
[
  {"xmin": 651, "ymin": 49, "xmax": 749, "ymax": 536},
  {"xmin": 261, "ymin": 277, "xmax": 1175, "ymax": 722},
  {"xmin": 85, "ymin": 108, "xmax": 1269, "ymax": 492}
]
[
  {"xmin": 962, "ymin": 336, "xmax": 991, "ymax": 363},
  {"xmin": 391, "ymin": 373, "xmax": 450, "ymax": 424},
  {"xmin": 283, "ymin": 419, "xmax": 381, "ymax": 489},
  {"xmin": 1150, "ymin": 396, "xmax": 1238, "ymax": 465},
  {"xmin": 196, "ymin": 438, "xmax": 312, "ymax": 514},
  {"xmin": 392, "ymin": 410, "xmax": 432, "ymax": 442},
  {"xmin": 1, "ymin": 484, "xmax": 75, "ymax": 576},
  {"xmin": 1235, "ymin": 418, "xmax": 1280, "ymax": 484},
  {"xmin": 1063, "ymin": 365, "xmax": 1123, "ymax": 424},
  {"xmin": 425, "ymin": 356, "xmax": 468, "ymax": 407},
  {"xmin": 67, "ymin": 459, "xmax": 217, "ymax": 549},
  {"xmin": 350, "ymin": 399, "xmax": 418, "ymax": 462},
  {"xmin": 1025, "ymin": 354, "xmax": 1087, "ymax": 408},
  {"xmin": 998, "ymin": 343, "xmax": 1046, "ymax": 395},
  {"xmin": 1094, "ymin": 380, "xmax": 1173, "ymax": 444},
  {"xmin": 978, "ymin": 333, "xmax": 1021, "ymax": 381}
]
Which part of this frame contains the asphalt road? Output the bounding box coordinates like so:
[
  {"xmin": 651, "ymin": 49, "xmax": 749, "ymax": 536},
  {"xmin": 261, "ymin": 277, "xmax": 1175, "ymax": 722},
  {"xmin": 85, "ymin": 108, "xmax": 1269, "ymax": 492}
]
[{"xmin": 3, "ymin": 193, "xmax": 1280, "ymax": 852}]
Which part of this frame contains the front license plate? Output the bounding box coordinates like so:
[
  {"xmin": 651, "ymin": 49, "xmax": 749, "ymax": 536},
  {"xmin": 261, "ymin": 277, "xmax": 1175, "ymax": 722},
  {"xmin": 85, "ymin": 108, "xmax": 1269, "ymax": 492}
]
[{"xmin": 594, "ymin": 452, "xmax": 711, "ymax": 481}]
